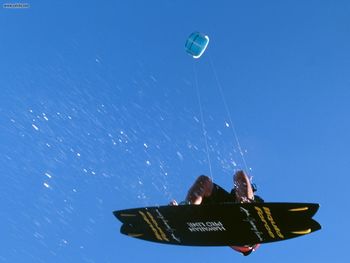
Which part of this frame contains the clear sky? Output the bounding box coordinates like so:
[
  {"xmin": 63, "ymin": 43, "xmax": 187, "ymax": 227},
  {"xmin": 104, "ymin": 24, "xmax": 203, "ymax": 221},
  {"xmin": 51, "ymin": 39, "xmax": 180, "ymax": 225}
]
[{"xmin": 1, "ymin": 1, "xmax": 349, "ymax": 262}]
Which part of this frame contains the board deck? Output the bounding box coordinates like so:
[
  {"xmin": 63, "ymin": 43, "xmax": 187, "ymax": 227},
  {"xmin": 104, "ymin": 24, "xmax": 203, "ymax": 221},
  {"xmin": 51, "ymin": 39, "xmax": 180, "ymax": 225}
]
[{"xmin": 114, "ymin": 202, "xmax": 321, "ymax": 246}]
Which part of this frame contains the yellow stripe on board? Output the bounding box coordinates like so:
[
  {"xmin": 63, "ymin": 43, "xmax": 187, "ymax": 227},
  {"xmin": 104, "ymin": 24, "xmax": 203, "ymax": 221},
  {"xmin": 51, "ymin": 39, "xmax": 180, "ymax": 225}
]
[
  {"xmin": 139, "ymin": 211, "xmax": 163, "ymax": 241},
  {"xmin": 146, "ymin": 212, "xmax": 169, "ymax": 241},
  {"xmin": 291, "ymin": 229, "xmax": 312, "ymax": 235},
  {"xmin": 289, "ymin": 207, "xmax": 309, "ymax": 212},
  {"xmin": 120, "ymin": 213, "xmax": 137, "ymax": 217}
]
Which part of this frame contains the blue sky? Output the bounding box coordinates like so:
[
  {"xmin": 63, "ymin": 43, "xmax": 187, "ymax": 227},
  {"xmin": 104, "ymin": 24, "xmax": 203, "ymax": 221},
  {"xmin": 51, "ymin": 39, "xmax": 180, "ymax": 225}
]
[{"xmin": 1, "ymin": 1, "xmax": 350, "ymax": 262}]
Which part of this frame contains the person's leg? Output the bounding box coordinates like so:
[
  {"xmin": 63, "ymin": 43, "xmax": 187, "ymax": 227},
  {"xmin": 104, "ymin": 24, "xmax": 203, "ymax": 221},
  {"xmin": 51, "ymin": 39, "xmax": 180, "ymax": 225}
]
[
  {"xmin": 185, "ymin": 175, "xmax": 214, "ymax": 204},
  {"xmin": 230, "ymin": 170, "xmax": 260, "ymax": 255},
  {"xmin": 233, "ymin": 170, "xmax": 254, "ymax": 203}
]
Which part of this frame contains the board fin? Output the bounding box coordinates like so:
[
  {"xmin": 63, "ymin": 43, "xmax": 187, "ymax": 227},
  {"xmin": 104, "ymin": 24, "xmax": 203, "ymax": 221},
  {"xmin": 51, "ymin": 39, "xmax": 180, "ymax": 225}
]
[
  {"xmin": 289, "ymin": 207, "xmax": 309, "ymax": 212},
  {"xmin": 291, "ymin": 229, "xmax": 312, "ymax": 235},
  {"xmin": 120, "ymin": 213, "xmax": 137, "ymax": 217},
  {"xmin": 128, "ymin": 233, "xmax": 144, "ymax": 237}
]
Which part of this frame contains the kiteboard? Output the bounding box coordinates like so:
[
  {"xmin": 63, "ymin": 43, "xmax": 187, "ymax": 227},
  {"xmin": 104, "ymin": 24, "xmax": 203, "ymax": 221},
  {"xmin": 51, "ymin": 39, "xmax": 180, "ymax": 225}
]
[{"xmin": 113, "ymin": 202, "xmax": 321, "ymax": 246}]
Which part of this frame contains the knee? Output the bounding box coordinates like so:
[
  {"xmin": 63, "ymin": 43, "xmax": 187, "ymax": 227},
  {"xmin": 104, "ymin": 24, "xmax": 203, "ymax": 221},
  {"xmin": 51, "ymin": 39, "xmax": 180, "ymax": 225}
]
[
  {"xmin": 186, "ymin": 175, "xmax": 213, "ymax": 204},
  {"xmin": 194, "ymin": 175, "xmax": 213, "ymax": 195},
  {"xmin": 234, "ymin": 170, "xmax": 248, "ymax": 181},
  {"xmin": 196, "ymin": 175, "xmax": 212, "ymax": 184}
]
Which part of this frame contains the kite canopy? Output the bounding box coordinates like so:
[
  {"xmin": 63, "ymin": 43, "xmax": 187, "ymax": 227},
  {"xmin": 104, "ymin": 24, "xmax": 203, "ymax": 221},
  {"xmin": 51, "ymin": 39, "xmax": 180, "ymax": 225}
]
[{"xmin": 185, "ymin": 32, "xmax": 209, "ymax": 59}]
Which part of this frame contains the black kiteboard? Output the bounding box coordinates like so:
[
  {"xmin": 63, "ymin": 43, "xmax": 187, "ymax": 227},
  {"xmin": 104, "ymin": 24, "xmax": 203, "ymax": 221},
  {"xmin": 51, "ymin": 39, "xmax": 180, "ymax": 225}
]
[{"xmin": 113, "ymin": 202, "xmax": 321, "ymax": 246}]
